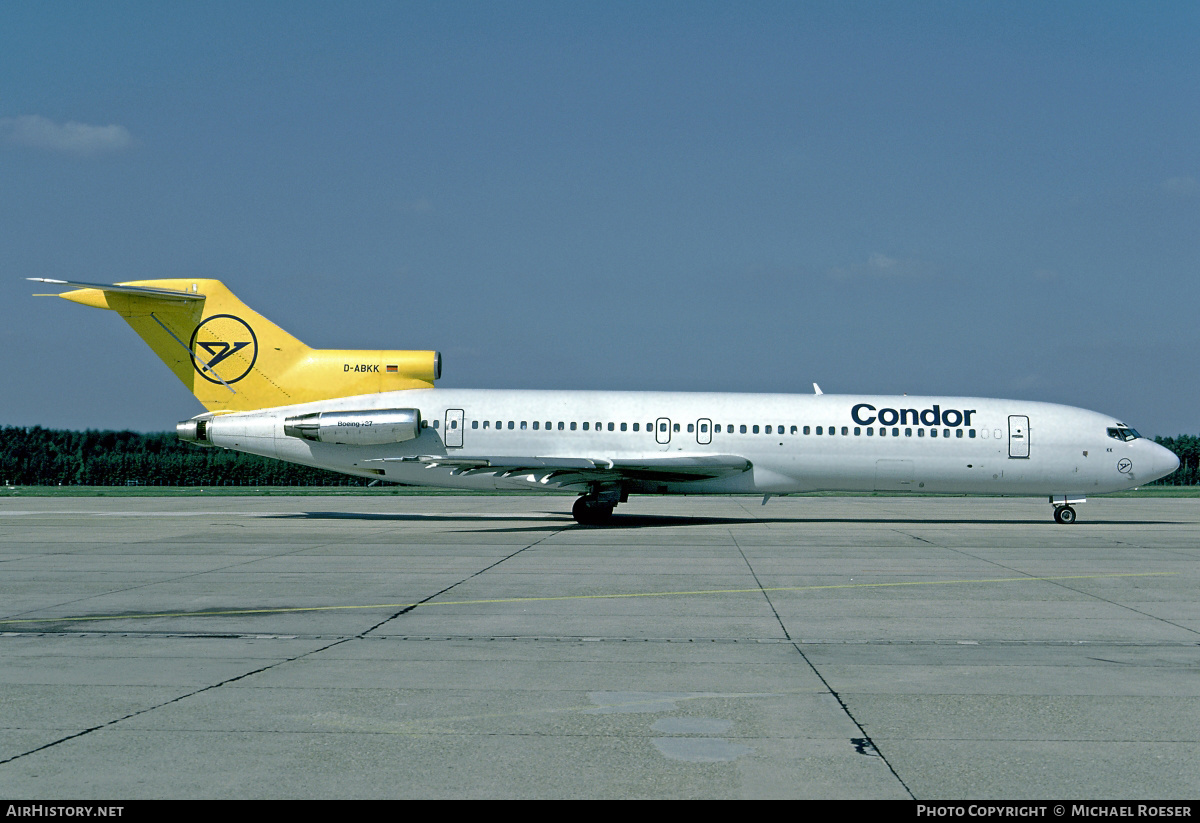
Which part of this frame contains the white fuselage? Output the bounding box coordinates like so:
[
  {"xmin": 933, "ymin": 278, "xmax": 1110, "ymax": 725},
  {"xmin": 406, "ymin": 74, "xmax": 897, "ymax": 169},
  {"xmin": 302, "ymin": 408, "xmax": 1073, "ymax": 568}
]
[{"xmin": 197, "ymin": 389, "xmax": 1180, "ymax": 499}]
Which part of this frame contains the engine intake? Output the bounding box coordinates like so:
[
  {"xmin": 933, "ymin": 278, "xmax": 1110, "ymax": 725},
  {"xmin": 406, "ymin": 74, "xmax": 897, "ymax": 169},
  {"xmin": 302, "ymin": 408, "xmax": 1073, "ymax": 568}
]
[{"xmin": 284, "ymin": 408, "xmax": 422, "ymax": 446}]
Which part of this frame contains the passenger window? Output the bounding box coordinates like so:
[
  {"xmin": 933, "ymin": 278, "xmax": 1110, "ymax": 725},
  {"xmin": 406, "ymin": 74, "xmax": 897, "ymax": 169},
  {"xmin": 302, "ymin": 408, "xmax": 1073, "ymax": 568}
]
[
  {"xmin": 753, "ymin": 425, "xmax": 760, "ymax": 434},
  {"xmin": 892, "ymin": 428, "xmax": 899, "ymax": 437},
  {"xmin": 994, "ymin": 429, "xmax": 1002, "ymax": 439},
  {"xmin": 841, "ymin": 427, "xmax": 848, "ymax": 435},
  {"xmin": 918, "ymin": 428, "xmax": 925, "ymax": 437},
  {"xmin": 472, "ymin": 420, "xmax": 478, "ymax": 429},
  {"xmin": 956, "ymin": 429, "xmax": 963, "ymax": 438},
  {"xmin": 521, "ymin": 421, "xmax": 527, "ymax": 430},
  {"xmin": 507, "ymin": 421, "xmax": 514, "ymax": 430},
  {"xmin": 905, "ymin": 428, "xmax": 912, "ymax": 437},
  {"xmin": 829, "ymin": 427, "xmax": 835, "ymax": 435},
  {"xmin": 608, "ymin": 422, "xmax": 615, "ymax": 431},
  {"xmin": 701, "ymin": 423, "xmax": 709, "ymax": 433},
  {"xmin": 943, "ymin": 429, "xmax": 949, "ymax": 438},
  {"xmin": 981, "ymin": 428, "xmax": 989, "ymax": 439},
  {"xmin": 583, "ymin": 422, "xmax": 589, "ymax": 431},
  {"xmin": 532, "ymin": 421, "xmax": 539, "ymax": 430},
  {"xmin": 764, "ymin": 425, "xmax": 771, "ymax": 434},
  {"xmin": 854, "ymin": 427, "xmax": 861, "ymax": 436},
  {"xmin": 791, "ymin": 426, "xmax": 797, "ymax": 434},
  {"xmin": 673, "ymin": 423, "xmax": 680, "ymax": 432},
  {"xmin": 969, "ymin": 429, "xmax": 976, "ymax": 438},
  {"xmin": 621, "ymin": 423, "xmax": 627, "ymax": 432},
  {"xmin": 740, "ymin": 425, "xmax": 747, "ymax": 434},
  {"xmin": 930, "ymin": 428, "xmax": 936, "ymax": 437},
  {"xmin": 558, "ymin": 422, "xmax": 564, "ymax": 430},
  {"xmin": 433, "ymin": 419, "xmax": 440, "ymax": 429},
  {"xmin": 867, "ymin": 427, "xmax": 874, "ymax": 436},
  {"xmin": 816, "ymin": 426, "xmax": 823, "ymax": 435},
  {"xmin": 570, "ymin": 422, "xmax": 577, "ymax": 430},
  {"xmin": 633, "ymin": 423, "xmax": 639, "ymax": 432},
  {"xmin": 483, "ymin": 421, "xmax": 490, "ymax": 429},
  {"xmin": 803, "ymin": 426, "xmax": 810, "ymax": 435}
]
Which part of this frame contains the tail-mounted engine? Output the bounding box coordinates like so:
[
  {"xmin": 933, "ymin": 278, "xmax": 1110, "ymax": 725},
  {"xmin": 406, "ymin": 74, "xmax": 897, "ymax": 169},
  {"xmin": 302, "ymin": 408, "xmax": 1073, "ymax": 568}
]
[
  {"xmin": 283, "ymin": 409, "xmax": 422, "ymax": 446},
  {"xmin": 176, "ymin": 417, "xmax": 214, "ymax": 446}
]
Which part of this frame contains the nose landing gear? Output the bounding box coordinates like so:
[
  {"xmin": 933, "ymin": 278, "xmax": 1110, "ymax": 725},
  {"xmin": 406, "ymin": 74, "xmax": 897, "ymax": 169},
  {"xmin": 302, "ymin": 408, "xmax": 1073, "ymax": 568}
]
[{"xmin": 1050, "ymin": 495, "xmax": 1084, "ymax": 524}]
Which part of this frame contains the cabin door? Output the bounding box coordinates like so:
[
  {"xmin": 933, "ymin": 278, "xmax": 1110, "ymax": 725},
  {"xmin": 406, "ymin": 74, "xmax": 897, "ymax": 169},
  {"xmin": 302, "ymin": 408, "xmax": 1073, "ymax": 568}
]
[
  {"xmin": 696, "ymin": 418, "xmax": 712, "ymax": 445},
  {"xmin": 656, "ymin": 417, "xmax": 672, "ymax": 446},
  {"xmin": 444, "ymin": 409, "xmax": 464, "ymax": 448},
  {"xmin": 1008, "ymin": 415, "xmax": 1029, "ymax": 459}
]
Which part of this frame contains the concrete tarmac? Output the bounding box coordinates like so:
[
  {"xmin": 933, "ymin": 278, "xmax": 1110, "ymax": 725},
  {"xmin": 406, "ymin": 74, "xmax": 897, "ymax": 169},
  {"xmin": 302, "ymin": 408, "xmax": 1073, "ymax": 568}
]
[{"xmin": 0, "ymin": 494, "xmax": 1197, "ymax": 799}]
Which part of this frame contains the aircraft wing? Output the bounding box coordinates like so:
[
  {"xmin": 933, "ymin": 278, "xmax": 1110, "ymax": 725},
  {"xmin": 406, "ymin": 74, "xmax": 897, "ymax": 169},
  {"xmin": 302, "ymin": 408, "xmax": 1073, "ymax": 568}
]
[{"xmin": 369, "ymin": 453, "xmax": 751, "ymax": 486}]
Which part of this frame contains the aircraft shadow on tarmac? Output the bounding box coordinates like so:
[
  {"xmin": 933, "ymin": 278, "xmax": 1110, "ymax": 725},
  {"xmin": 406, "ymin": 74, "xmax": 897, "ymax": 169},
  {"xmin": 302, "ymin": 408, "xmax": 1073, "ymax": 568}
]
[{"xmin": 276, "ymin": 511, "xmax": 1174, "ymax": 530}]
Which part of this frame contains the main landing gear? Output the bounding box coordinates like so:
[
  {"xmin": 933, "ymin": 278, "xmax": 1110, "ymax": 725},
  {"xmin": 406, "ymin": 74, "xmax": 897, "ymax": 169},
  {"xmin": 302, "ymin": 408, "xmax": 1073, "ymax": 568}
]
[
  {"xmin": 572, "ymin": 485, "xmax": 624, "ymax": 525},
  {"xmin": 572, "ymin": 495, "xmax": 615, "ymax": 526}
]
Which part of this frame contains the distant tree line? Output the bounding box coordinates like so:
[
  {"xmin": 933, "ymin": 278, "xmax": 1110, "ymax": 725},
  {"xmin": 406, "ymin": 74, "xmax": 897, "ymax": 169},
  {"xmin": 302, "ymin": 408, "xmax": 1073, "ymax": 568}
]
[
  {"xmin": 0, "ymin": 427, "xmax": 371, "ymax": 487},
  {"xmin": 2, "ymin": 426, "xmax": 1197, "ymax": 487}
]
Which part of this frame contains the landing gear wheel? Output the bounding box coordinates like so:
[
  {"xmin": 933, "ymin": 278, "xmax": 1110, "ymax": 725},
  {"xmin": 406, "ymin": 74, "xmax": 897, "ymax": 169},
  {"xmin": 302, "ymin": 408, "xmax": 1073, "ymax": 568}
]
[
  {"xmin": 1053, "ymin": 505, "xmax": 1076, "ymax": 524},
  {"xmin": 572, "ymin": 496, "xmax": 615, "ymax": 526}
]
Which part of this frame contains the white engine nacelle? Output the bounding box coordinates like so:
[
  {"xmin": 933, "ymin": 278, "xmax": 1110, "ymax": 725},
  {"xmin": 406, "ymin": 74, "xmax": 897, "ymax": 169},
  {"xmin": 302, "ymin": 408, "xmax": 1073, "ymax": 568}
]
[{"xmin": 283, "ymin": 409, "xmax": 421, "ymax": 446}]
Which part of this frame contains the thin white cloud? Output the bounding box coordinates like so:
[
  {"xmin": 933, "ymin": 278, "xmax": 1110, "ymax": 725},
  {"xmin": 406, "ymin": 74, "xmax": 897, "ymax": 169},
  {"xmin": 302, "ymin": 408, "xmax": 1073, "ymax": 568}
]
[
  {"xmin": 399, "ymin": 198, "xmax": 434, "ymax": 214},
  {"xmin": 0, "ymin": 114, "xmax": 132, "ymax": 156},
  {"xmin": 829, "ymin": 252, "xmax": 934, "ymax": 281},
  {"xmin": 1162, "ymin": 176, "xmax": 1196, "ymax": 197},
  {"xmin": 868, "ymin": 253, "xmax": 897, "ymax": 271}
]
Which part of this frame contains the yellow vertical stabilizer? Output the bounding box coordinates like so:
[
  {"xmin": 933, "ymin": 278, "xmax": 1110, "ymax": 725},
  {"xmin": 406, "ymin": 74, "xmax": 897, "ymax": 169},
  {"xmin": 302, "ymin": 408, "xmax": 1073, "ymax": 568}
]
[{"xmin": 38, "ymin": 279, "xmax": 439, "ymax": 412}]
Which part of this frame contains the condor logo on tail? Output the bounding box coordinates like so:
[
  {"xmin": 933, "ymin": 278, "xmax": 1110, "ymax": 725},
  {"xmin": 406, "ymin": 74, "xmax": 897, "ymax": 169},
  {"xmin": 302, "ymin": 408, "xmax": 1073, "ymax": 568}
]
[{"xmin": 189, "ymin": 314, "xmax": 258, "ymax": 384}]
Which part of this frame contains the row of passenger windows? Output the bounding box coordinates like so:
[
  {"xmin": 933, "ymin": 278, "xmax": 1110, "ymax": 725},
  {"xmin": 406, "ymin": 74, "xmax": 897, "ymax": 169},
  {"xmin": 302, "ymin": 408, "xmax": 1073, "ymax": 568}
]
[{"xmin": 427, "ymin": 418, "xmax": 987, "ymax": 439}]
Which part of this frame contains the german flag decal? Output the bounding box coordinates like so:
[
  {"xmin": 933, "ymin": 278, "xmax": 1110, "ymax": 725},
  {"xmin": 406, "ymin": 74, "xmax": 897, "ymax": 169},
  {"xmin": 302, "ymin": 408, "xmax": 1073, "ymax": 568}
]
[{"xmin": 386, "ymin": 365, "xmax": 398, "ymax": 373}]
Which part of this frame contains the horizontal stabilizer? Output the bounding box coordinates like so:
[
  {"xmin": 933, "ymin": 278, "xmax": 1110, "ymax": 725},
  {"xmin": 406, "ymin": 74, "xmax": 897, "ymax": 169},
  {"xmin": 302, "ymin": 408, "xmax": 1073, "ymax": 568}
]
[{"xmin": 28, "ymin": 278, "xmax": 204, "ymax": 300}]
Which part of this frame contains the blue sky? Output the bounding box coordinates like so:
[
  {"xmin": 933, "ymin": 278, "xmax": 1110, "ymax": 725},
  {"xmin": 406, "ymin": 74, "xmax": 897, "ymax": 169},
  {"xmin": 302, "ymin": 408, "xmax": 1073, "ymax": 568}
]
[{"xmin": 2, "ymin": 1, "xmax": 1196, "ymax": 435}]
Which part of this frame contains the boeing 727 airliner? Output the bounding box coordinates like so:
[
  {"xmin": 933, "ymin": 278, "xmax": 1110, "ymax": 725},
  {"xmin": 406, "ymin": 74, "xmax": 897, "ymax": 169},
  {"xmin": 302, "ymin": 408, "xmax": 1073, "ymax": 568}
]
[{"xmin": 31, "ymin": 278, "xmax": 1179, "ymax": 524}]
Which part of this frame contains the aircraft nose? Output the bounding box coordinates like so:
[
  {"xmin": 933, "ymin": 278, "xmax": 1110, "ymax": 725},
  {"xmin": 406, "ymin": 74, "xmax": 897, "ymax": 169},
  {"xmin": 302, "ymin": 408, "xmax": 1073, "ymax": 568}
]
[{"xmin": 1151, "ymin": 442, "xmax": 1180, "ymax": 482}]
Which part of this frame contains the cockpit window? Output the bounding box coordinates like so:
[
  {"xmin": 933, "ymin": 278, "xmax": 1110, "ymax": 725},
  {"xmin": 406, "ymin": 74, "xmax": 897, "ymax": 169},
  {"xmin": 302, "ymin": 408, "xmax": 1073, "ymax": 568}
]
[{"xmin": 1107, "ymin": 427, "xmax": 1141, "ymax": 442}]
